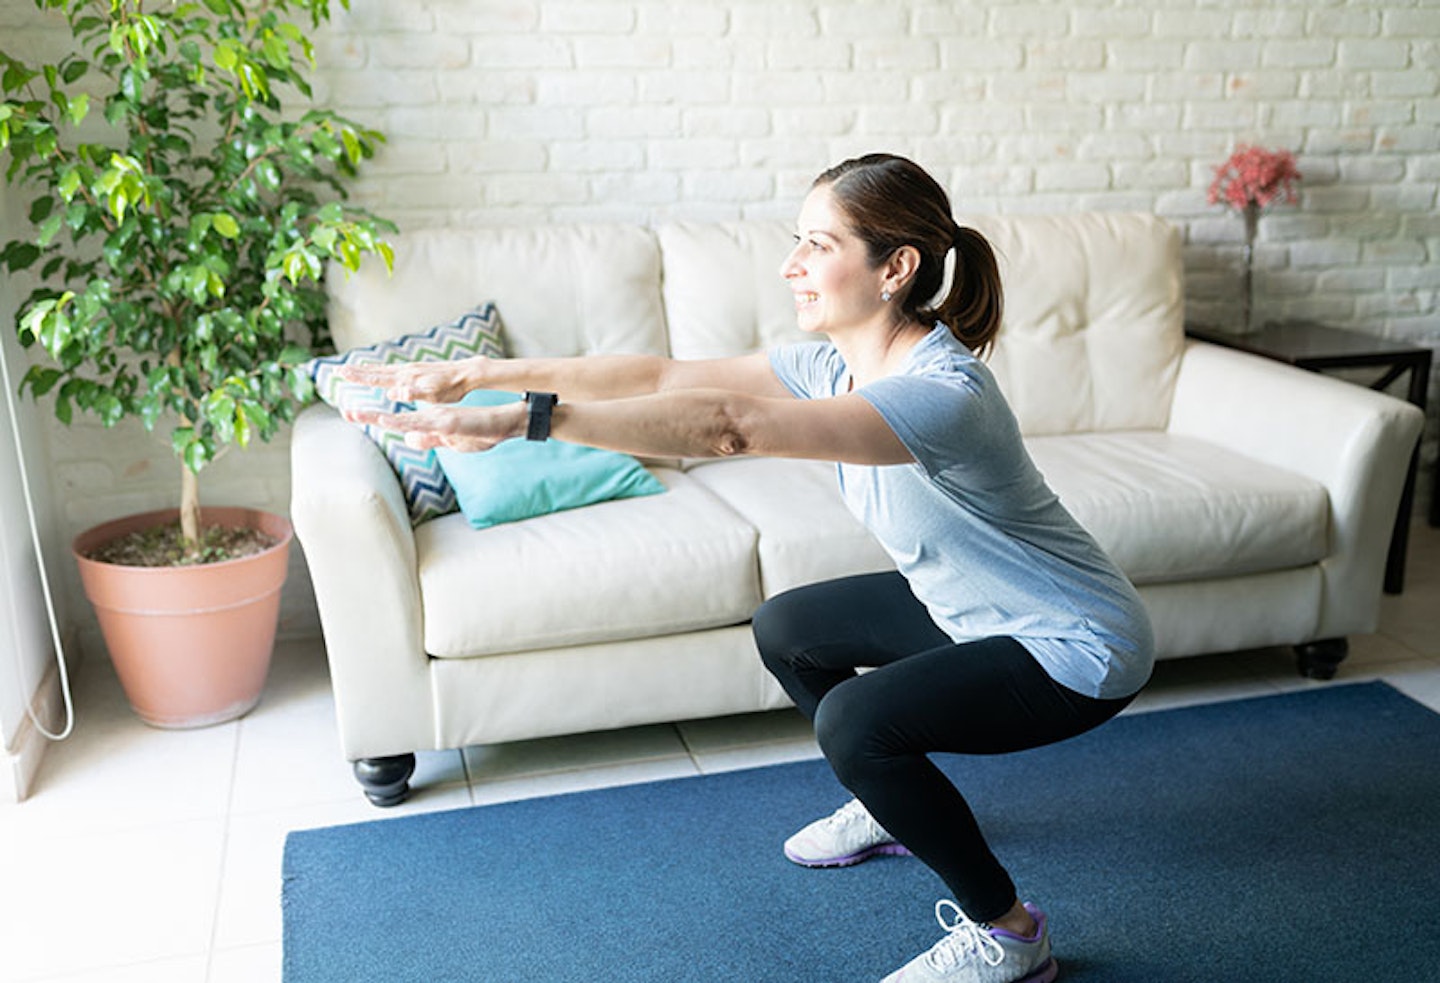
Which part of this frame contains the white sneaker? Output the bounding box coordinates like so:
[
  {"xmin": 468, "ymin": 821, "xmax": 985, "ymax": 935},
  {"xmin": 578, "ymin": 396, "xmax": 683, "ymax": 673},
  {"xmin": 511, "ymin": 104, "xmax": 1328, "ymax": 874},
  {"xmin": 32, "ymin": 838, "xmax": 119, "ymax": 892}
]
[
  {"xmin": 880, "ymin": 901, "xmax": 1058, "ymax": 983},
  {"xmin": 783, "ymin": 797, "xmax": 911, "ymax": 868}
]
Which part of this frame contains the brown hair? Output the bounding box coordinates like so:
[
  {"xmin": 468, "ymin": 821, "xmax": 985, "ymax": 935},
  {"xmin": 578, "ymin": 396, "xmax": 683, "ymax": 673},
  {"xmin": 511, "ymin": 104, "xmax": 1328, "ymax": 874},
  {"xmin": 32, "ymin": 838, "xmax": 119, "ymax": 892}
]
[{"xmin": 813, "ymin": 154, "xmax": 1004, "ymax": 357}]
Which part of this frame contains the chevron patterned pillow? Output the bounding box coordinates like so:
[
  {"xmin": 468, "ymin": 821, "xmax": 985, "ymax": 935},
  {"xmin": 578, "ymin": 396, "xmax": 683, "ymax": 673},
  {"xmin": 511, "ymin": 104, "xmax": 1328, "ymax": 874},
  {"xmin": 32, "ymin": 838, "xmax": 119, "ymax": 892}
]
[{"xmin": 303, "ymin": 304, "xmax": 507, "ymax": 524}]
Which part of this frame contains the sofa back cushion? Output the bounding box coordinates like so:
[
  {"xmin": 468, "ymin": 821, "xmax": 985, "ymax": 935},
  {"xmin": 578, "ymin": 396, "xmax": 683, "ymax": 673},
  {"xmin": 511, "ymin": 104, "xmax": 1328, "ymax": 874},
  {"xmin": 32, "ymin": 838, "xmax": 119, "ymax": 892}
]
[
  {"xmin": 657, "ymin": 212, "xmax": 1184, "ymax": 435},
  {"xmin": 657, "ymin": 221, "xmax": 813, "ymax": 359},
  {"xmin": 326, "ymin": 225, "xmax": 669, "ymax": 357},
  {"xmin": 970, "ymin": 212, "xmax": 1185, "ymax": 435}
]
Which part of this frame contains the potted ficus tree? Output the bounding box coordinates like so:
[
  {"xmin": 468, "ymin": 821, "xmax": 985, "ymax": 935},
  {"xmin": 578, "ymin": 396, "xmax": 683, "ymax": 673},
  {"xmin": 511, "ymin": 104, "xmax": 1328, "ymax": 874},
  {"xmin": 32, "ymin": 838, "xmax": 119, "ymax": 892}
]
[{"xmin": 0, "ymin": 0, "xmax": 394, "ymax": 727}]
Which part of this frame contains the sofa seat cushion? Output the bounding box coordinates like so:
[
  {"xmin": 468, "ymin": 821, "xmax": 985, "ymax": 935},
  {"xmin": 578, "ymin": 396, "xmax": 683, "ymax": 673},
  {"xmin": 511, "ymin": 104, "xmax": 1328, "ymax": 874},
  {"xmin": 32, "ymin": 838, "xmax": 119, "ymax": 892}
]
[
  {"xmin": 1027, "ymin": 431, "xmax": 1329, "ymax": 585},
  {"xmin": 416, "ymin": 468, "xmax": 760, "ymax": 658},
  {"xmin": 685, "ymin": 458, "xmax": 894, "ymax": 598}
]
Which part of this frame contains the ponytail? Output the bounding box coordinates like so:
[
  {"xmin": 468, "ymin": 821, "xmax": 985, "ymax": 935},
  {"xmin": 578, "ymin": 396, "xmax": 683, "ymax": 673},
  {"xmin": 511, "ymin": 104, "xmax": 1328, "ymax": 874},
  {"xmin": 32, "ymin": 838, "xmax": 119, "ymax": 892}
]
[
  {"xmin": 817, "ymin": 155, "xmax": 1004, "ymax": 356},
  {"xmin": 924, "ymin": 227, "xmax": 1003, "ymax": 358}
]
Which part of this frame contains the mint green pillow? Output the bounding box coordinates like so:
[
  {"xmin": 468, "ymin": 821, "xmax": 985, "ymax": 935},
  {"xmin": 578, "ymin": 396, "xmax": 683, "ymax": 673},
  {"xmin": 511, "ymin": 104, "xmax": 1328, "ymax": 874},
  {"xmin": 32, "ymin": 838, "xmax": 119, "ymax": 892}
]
[{"xmin": 435, "ymin": 390, "xmax": 666, "ymax": 529}]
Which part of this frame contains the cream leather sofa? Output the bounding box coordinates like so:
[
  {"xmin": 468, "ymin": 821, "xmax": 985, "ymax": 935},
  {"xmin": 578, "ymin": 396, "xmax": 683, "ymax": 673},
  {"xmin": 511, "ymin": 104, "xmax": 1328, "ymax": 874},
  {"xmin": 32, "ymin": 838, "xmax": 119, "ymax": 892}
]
[{"xmin": 290, "ymin": 213, "xmax": 1425, "ymax": 806}]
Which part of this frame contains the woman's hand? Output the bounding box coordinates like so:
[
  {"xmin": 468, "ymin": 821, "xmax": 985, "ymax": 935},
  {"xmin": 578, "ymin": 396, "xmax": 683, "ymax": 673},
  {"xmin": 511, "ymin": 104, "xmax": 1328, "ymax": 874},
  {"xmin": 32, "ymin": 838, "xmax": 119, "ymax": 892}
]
[
  {"xmin": 344, "ymin": 400, "xmax": 526, "ymax": 453},
  {"xmin": 336, "ymin": 356, "xmax": 489, "ymax": 404}
]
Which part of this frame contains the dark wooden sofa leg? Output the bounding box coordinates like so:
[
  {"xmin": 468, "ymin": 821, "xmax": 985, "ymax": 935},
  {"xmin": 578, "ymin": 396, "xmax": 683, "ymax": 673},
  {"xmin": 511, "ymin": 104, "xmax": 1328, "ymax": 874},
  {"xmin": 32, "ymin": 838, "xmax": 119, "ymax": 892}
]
[
  {"xmin": 353, "ymin": 753, "xmax": 416, "ymax": 807},
  {"xmin": 1295, "ymin": 638, "xmax": 1348, "ymax": 680}
]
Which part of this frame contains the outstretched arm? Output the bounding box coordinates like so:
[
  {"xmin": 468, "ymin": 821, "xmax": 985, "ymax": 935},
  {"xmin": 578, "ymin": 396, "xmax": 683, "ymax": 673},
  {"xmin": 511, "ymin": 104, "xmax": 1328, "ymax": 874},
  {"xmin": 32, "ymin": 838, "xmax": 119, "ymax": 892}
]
[
  {"xmin": 346, "ymin": 388, "xmax": 915, "ymax": 467},
  {"xmin": 337, "ymin": 350, "xmax": 792, "ymax": 404}
]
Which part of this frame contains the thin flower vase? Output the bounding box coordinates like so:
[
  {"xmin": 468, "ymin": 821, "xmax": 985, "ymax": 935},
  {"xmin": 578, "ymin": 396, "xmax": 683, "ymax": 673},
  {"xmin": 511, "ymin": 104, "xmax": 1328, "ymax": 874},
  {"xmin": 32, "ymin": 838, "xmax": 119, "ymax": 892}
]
[
  {"xmin": 1207, "ymin": 145, "xmax": 1301, "ymax": 332},
  {"xmin": 1242, "ymin": 202, "xmax": 1259, "ymax": 332}
]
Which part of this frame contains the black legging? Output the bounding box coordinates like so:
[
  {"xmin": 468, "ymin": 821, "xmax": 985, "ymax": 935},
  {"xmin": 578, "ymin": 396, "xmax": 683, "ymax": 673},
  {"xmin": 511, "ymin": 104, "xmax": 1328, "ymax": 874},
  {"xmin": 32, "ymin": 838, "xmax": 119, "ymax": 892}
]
[{"xmin": 753, "ymin": 571, "xmax": 1137, "ymax": 922}]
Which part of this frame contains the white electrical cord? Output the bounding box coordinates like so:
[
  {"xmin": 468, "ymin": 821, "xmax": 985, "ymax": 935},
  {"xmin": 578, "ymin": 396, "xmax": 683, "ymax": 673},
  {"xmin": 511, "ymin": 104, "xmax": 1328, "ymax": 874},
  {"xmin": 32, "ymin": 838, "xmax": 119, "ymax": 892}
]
[{"xmin": 0, "ymin": 338, "xmax": 75, "ymax": 742}]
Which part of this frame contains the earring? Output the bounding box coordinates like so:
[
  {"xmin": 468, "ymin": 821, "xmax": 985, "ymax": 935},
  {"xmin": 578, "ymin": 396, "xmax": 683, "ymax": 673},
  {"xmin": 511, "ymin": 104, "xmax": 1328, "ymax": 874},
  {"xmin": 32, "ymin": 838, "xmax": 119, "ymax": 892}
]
[{"xmin": 881, "ymin": 290, "xmax": 892, "ymax": 302}]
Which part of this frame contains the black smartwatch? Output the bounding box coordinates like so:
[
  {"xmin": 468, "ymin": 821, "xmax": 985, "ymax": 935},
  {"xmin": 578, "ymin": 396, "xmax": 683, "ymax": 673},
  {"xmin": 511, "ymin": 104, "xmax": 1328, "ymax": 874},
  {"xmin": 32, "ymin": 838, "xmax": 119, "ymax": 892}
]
[{"xmin": 523, "ymin": 391, "xmax": 558, "ymax": 442}]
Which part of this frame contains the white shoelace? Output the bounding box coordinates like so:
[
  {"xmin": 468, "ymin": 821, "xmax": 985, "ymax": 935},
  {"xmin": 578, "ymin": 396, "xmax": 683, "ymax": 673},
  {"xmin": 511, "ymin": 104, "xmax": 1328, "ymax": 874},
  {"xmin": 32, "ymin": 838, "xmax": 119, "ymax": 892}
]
[
  {"xmin": 923, "ymin": 900, "xmax": 1005, "ymax": 972},
  {"xmin": 823, "ymin": 797, "xmax": 875, "ymax": 831},
  {"xmin": 818, "ymin": 798, "xmax": 895, "ymax": 846}
]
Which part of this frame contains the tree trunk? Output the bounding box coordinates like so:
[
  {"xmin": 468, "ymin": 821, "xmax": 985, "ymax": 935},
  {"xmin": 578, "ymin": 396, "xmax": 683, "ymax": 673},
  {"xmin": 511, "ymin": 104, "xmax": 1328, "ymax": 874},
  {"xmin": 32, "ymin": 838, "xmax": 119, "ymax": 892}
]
[
  {"xmin": 170, "ymin": 345, "xmax": 201, "ymax": 556},
  {"xmin": 180, "ymin": 461, "xmax": 200, "ymax": 554}
]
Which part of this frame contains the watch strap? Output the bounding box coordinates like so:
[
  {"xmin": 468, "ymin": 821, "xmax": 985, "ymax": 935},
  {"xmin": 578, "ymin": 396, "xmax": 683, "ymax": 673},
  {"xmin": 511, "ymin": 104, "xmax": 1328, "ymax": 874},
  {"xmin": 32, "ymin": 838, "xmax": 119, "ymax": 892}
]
[{"xmin": 523, "ymin": 391, "xmax": 558, "ymax": 441}]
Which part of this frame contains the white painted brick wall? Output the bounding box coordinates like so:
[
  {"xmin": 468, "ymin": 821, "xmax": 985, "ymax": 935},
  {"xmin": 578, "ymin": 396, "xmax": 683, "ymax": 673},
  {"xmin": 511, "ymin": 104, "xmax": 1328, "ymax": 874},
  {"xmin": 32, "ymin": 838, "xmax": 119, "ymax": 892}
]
[{"xmin": 3, "ymin": 0, "xmax": 1437, "ymax": 647}]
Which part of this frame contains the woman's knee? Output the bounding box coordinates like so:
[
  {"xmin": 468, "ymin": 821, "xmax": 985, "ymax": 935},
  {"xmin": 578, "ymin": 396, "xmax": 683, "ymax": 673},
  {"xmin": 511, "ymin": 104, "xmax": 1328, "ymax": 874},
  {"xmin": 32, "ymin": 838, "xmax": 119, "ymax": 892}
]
[
  {"xmin": 751, "ymin": 589, "xmax": 811, "ymax": 672},
  {"xmin": 813, "ymin": 682, "xmax": 888, "ymax": 786}
]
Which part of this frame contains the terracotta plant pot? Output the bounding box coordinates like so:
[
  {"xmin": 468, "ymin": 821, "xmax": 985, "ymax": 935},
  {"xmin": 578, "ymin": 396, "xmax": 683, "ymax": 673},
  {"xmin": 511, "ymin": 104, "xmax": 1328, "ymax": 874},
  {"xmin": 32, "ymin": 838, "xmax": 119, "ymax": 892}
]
[{"xmin": 72, "ymin": 507, "xmax": 292, "ymax": 729}]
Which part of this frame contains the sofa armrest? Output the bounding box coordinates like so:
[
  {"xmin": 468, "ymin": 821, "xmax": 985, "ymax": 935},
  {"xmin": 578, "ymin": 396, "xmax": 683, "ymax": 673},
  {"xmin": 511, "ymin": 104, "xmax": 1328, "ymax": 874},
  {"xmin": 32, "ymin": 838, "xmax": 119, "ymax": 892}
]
[
  {"xmin": 289, "ymin": 403, "xmax": 435, "ymax": 760},
  {"xmin": 1168, "ymin": 340, "xmax": 1425, "ymax": 637}
]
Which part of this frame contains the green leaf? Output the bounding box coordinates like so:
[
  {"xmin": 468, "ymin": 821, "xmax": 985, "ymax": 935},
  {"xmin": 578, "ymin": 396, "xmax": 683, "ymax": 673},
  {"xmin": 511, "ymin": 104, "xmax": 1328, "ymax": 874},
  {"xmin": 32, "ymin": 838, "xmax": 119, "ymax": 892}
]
[
  {"xmin": 98, "ymin": 392, "xmax": 124, "ymax": 427},
  {"xmin": 47, "ymin": 312, "xmax": 73, "ymax": 355},
  {"xmin": 211, "ymin": 212, "xmax": 240, "ymax": 238},
  {"xmin": 139, "ymin": 395, "xmax": 164, "ymax": 431},
  {"xmin": 336, "ymin": 235, "xmax": 360, "ymax": 272},
  {"xmin": 237, "ymin": 62, "xmax": 267, "ymax": 100},
  {"xmin": 311, "ymin": 128, "xmax": 338, "ymax": 158},
  {"xmin": 58, "ymin": 167, "xmax": 82, "ymax": 200},
  {"xmin": 182, "ymin": 439, "xmax": 210, "ymax": 474},
  {"xmin": 213, "ymin": 42, "xmax": 238, "ymax": 73},
  {"xmin": 21, "ymin": 366, "xmax": 62, "ymax": 398},
  {"xmin": 262, "ymin": 34, "xmax": 290, "ymax": 71},
  {"xmin": 107, "ymin": 186, "xmax": 129, "ymax": 224},
  {"xmin": 282, "ymin": 249, "xmax": 304, "ymax": 284},
  {"xmin": 21, "ymin": 294, "xmax": 53, "ymax": 321},
  {"xmin": 185, "ymin": 265, "xmax": 209, "ymax": 302},
  {"xmin": 1, "ymin": 243, "xmax": 41, "ymax": 272},
  {"xmin": 206, "ymin": 392, "xmax": 236, "ymax": 428},
  {"xmin": 235, "ymin": 404, "xmax": 251, "ymax": 446},
  {"xmin": 37, "ymin": 213, "xmax": 63, "ymax": 246},
  {"xmin": 339, "ymin": 127, "xmax": 361, "ymax": 165},
  {"xmin": 255, "ymin": 159, "xmax": 280, "ymax": 190},
  {"xmin": 278, "ymin": 344, "xmax": 310, "ymax": 365},
  {"xmin": 119, "ymin": 66, "xmax": 143, "ymax": 103},
  {"xmin": 66, "ymin": 92, "xmax": 89, "ymax": 125},
  {"xmin": 33, "ymin": 125, "xmax": 59, "ymax": 159},
  {"xmin": 3, "ymin": 63, "xmax": 34, "ymax": 94},
  {"xmin": 242, "ymin": 399, "xmax": 271, "ymax": 440},
  {"xmin": 171, "ymin": 425, "xmax": 195, "ymax": 458}
]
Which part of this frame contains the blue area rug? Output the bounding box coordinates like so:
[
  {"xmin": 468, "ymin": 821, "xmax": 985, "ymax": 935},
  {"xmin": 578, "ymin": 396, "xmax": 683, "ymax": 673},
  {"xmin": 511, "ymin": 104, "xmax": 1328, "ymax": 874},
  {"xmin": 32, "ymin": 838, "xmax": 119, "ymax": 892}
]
[{"xmin": 283, "ymin": 682, "xmax": 1440, "ymax": 982}]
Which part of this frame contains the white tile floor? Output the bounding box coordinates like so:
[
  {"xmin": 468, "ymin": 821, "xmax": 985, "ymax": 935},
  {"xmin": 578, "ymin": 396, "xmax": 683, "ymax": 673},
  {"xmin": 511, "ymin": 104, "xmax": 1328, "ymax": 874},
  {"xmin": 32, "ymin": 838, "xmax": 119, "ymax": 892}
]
[{"xmin": 4, "ymin": 523, "xmax": 1439, "ymax": 982}]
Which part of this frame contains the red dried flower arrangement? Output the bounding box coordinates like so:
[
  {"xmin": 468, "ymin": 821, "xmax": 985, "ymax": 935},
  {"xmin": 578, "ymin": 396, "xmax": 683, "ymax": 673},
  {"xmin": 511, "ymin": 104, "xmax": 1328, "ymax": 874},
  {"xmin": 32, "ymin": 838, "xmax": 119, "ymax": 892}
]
[{"xmin": 1207, "ymin": 145, "xmax": 1302, "ymax": 212}]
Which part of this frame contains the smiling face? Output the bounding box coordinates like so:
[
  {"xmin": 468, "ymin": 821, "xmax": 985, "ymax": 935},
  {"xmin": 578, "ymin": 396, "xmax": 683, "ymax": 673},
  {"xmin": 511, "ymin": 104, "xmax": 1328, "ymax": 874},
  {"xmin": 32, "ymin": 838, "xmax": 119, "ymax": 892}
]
[{"xmin": 779, "ymin": 184, "xmax": 888, "ymax": 337}]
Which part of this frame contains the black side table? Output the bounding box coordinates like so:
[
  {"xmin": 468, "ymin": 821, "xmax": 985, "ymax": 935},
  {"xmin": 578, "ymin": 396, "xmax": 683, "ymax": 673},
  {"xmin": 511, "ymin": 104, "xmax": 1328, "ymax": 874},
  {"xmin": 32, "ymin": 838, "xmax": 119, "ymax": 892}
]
[{"xmin": 1186, "ymin": 320, "xmax": 1431, "ymax": 595}]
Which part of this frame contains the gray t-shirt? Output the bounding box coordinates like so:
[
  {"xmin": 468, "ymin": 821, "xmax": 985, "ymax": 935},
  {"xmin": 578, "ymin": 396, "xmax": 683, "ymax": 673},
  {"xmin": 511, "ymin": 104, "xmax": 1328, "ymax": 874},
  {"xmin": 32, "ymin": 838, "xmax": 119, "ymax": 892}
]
[{"xmin": 768, "ymin": 324, "xmax": 1154, "ymax": 700}]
